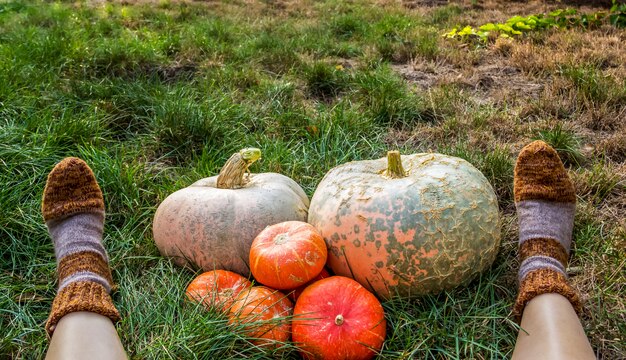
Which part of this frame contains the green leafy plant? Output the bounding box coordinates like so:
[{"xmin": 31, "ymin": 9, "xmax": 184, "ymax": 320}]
[
  {"xmin": 610, "ymin": 0, "xmax": 626, "ymax": 27},
  {"xmin": 444, "ymin": 3, "xmax": 625, "ymax": 44}
]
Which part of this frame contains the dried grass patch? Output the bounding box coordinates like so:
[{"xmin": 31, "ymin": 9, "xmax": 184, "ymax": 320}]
[
  {"xmin": 510, "ymin": 28, "xmax": 626, "ymax": 77},
  {"xmin": 597, "ymin": 131, "xmax": 626, "ymax": 163}
]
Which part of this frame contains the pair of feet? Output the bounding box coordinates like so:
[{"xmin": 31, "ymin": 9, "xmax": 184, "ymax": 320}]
[{"xmin": 41, "ymin": 141, "xmax": 580, "ymax": 335}]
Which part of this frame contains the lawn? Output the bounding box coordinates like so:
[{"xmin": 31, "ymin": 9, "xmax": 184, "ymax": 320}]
[{"xmin": 1, "ymin": 0, "xmax": 624, "ymax": 358}]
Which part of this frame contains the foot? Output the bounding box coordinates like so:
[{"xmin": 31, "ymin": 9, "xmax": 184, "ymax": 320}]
[
  {"xmin": 513, "ymin": 141, "xmax": 581, "ymax": 319},
  {"xmin": 43, "ymin": 158, "xmax": 120, "ymax": 335}
]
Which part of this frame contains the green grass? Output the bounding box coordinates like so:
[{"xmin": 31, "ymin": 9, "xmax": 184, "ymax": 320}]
[
  {"xmin": 535, "ymin": 123, "xmax": 584, "ymax": 166},
  {"xmin": 1, "ymin": 1, "xmax": 624, "ymax": 359}
]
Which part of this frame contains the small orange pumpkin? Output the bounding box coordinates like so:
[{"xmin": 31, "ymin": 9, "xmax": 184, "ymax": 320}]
[
  {"xmin": 229, "ymin": 286, "xmax": 293, "ymax": 345},
  {"xmin": 293, "ymin": 276, "xmax": 386, "ymax": 360},
  {"xmin": 250, "ymin": 221, "xmax": 327, "ymax": 290},
  {"xmin": 186, "ymin": 270, "xmax": 252, "ymax": 312}
]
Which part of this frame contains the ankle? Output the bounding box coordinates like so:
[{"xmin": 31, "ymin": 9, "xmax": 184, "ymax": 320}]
[{"xmin": 42, "ymin": 157, "xmax": 120, "ymax": 336}]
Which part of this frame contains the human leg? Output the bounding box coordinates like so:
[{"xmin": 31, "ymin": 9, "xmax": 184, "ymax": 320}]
[
  {"xmin": 42, "ymin": 157, "xmax": 126, "ymax": 359},
  {"xmin": 512, "ymin": 294, "xmax": 594, "ymax": 360},
  {"xmin": 46, "ymin": 312, "xmax": 126, "ymax": 360},
  {"xmin": 510, "ymin": 141, "xmax": 594, "ymax": 360}
]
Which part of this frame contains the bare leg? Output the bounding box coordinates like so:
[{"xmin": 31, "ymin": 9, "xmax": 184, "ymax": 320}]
[
  {"xmin": 512, "ymin": 293, "xmax": 595, "ymax": 360},
  {"xmin": 46, "ymin": 312, "xmax": 126, "ymax": 360}
]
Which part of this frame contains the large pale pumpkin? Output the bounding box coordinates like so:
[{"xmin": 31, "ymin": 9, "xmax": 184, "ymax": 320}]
[
  {"xmin": 308, "ymin": 151, "xmax": 500, "ymax": 299},
  {"xmin": 153, "ymin": 148, "xmax": 309, "ymax": 277}
]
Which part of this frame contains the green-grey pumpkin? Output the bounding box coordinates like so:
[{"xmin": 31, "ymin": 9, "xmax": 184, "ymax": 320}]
[{"xmin": 308, "ymin": 151, "xmax": 500, "ymax": 299}]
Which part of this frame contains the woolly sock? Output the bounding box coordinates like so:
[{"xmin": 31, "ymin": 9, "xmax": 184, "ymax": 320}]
[
  {"xmin": 512, "ymin": 140, "xmax": 582, "ymax": 319},
  {"xmin": 43, "ymin": 157, "xmax": 120, "ymax": 336}
]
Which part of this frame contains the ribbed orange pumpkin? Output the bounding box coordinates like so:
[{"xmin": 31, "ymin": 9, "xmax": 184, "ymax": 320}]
[
  {"xmin": 185, "ymin": 270, "xmax": 252, "ymax": 312},
  {"xmin": 293, "ymin": 276, "xmax": 386, "ymax": 360},
  {"xmin": 229, "ymin": 286, "xmax": 293, "ymax": 345},
  {"xmin": 250, "ymin": 221, "xmax": 327, "ymax": 290}
]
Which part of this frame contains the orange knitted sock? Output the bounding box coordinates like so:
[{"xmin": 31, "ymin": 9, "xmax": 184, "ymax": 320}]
[
  {"xmin": 42, "ymin": 157, "xmax": 120, "ymax": 336},
  {"xmin": 513, "ymin": 141, "xmax": 581, "ymax": 319}
]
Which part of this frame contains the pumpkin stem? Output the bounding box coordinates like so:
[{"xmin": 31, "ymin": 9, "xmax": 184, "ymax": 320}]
[
  {"xmin": 384, "ymin": 150, "xmax": 407, "ymax": 179},
  {"xmin": 216, "ymin": 148, "xmax": 262, "ymax": 189},
  {"xmin": 335, "ymin": 314, "xmax": 344, "ymax": 326},
  {"xmin": 274, "ymin": 233, "xmax": 289, "ymax": 245}
]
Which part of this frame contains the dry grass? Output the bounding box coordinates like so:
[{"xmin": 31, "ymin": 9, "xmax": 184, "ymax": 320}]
[{"xmin": 598, "ymin": 131, "xmax": 626, "ymax": 162}]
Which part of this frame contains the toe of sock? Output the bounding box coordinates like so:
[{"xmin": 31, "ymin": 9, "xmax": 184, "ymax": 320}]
[
  {"xmin": 42, "ymin": 157, "xmax": 104, "ymax": 222},
  {"xmin": 514, "ymin": 141, "xmax": 576, "ymax": 203}
]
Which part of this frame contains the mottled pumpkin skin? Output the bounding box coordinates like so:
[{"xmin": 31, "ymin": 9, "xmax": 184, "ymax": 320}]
[
  {"xmin": 153, "ymin": 173, "xmax": 309, "ymax": 277},
  {"xmin": 308, "ymin": 153, "xmax": 500, "ymax": 299}
]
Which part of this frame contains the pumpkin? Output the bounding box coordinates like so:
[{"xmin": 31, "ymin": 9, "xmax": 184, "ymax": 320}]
[
  {"xmin": 229, "ymin": 286, "xmax": 293, "ymax": 345},
  {"xmin": 250, "ymin": 221, "xmax": 327, "ymax": 290},
  {"xmin": 153, "ymin": 148, "xmax": 310, "ymax": 277},
  {"xmin": 288, "ymin": 267, "xmax": 331, "ymax": 302},
  {"xmin": 185, "ymin": 270, "xmax": 252, "ymax": 312},
  {"xmin": 292, "ymin": 276, "xmax": 386, "ymax": 360},
  {"xmin": 308, "ymin": 151, "xmax": 500, "ymax": 299}
]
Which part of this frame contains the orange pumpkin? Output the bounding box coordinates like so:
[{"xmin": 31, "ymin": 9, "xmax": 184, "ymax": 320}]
[
  {"xmin": 308, "ymin": 151, "xmax": 500, "ymax": 299},
  {"xmin": 153, "ymin": 148, "xmax": 309, "ymax": 277},
  {"xmin": 250, "ymin": 221, "xmax": 327, "ymax": 290},
  {"xmin": 186, "ymin": 270, "xmax": 252, "ymax": 312},
  {"xmin": 229, "ymin": 286, "xmax": 293, "ymax": 345},
  {"xmin": 293, "ymin": 276, "xmax": 386, "ymax": 360}
]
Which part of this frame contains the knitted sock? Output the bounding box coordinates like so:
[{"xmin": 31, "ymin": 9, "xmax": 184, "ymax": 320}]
[
  {"xmin": 42, "ymin": 157, "xmax": 120, "ymax": 336},
  {"xmin": 512, "ymin": 140, "xmax": 582, "ymax": 319}
]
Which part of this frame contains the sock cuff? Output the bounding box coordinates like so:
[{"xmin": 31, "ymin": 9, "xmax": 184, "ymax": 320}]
[
  {"xmin": 513, "ymin": 268, "xmax": 582, "ymax": 320},
  {"xmin": 46, "ymin": 281, "xmax": 121, "ymax": 337}
]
